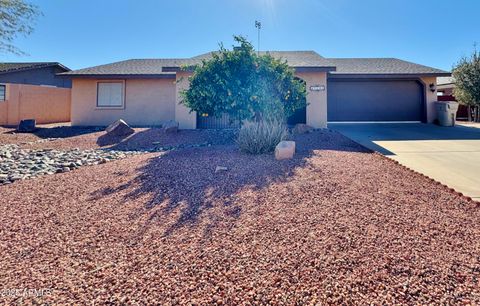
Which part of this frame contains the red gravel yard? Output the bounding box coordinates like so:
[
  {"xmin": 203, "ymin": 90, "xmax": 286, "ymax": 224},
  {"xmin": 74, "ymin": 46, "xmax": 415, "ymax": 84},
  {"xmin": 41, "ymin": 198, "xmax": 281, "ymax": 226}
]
[
  {"xmin": 0, "ymin": 126, "xmax": 234, "ymax": 150},
  {"xmin": 1, "ymin": 130, "xmax": 479, "ymax": 304}
]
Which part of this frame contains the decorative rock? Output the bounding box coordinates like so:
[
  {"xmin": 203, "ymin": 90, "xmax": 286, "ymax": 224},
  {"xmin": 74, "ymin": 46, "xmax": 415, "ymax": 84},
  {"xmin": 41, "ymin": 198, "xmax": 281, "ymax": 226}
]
[
  {"xmin": 215, "ymin": 166, "xmax": 228, "ymax": 173},
  {"xmin": 105, "ymin": 119, "xmax": 134, "ymax": 137},
  {"xmin": 0, "ymin": 142, "xmax": 142, "ymax": 185},
  {"xmin": 163, "ymin": 120, "xmax": 179, "ymax": 133},
  {"xmin": 9, "ymin": 175, "xmax": 24, "ymax": 182},
  {"xmin": 275, "ymin": 141, "xmax": 296, "ymax": 160},
  {"xmin": 17, "ymin": 119, "xmax": 36, "ymax": 133},
  {"xmin": 292, "ymin": 123, "xmax": 313, "ymax": 135}
]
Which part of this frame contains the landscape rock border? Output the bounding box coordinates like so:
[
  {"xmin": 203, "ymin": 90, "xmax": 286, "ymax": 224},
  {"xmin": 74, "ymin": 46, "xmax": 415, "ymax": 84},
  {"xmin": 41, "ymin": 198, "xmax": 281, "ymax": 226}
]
[
  {"xmin": 0, "ymin": 144, "xmax": 142, "ymax": 185},
  {"xmin": 0, "ymin": 137, "xmax": 218, "ymax": 185}
]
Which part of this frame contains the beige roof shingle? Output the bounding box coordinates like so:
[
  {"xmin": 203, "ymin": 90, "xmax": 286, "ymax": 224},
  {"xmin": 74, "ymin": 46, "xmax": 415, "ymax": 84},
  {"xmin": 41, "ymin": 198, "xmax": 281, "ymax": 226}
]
[{"xmin": 61, "ymin": 51, "xmax": 450, "ymax": 77}]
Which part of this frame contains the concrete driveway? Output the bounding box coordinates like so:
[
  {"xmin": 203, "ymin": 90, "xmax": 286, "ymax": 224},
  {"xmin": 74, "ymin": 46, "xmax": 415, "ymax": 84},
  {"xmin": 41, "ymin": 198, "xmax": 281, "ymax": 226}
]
[{"xmin": 330, "ymin": 123, "xmax": 480, "ymax": 200}]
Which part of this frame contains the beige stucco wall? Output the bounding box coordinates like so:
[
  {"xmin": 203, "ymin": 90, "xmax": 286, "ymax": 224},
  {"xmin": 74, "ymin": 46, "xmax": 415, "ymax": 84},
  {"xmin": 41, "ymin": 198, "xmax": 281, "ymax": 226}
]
[
  {"xmin": 0, "ymin": 83, "xmax": 71, "ymax": 126},
  {"xmin": 420, "ymin": 76, "xmax": 438, "ymax": 123},
  {"xmin": 71, "ymin": 78, "xmax": 176, "ymax": 126},
  {"xmin": 295, "ymin": 71, "xmax": 328, "ymax": 128},
  {"xmin": 173, "ymin": 71, "xmax": 328, "ymax": 129},
  {"xmin": 69, "ymin": 72, "xmax": 435, "ymax": 128},
  {"xmin": 175, "ymin": 72, "xmax": 196, "ymax": 129}
]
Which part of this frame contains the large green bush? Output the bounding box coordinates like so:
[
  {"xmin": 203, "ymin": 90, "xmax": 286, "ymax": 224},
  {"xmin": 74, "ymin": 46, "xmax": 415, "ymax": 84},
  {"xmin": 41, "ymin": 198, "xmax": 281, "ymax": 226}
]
[
  {"xmin": 236, "ymin": 119, "xmax": 287, "ymax": 154},
  {"xmin": 180, "ymin": 36, "xmax": 307, "ymax": 122}
]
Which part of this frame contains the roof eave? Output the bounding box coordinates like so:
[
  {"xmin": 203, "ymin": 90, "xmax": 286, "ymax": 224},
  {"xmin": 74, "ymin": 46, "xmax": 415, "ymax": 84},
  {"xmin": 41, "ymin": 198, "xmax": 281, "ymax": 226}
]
[
  {"xmin": 57, "ymin": 73, "xmax": 176, "ymax": 79},
  {"xmin": 162, "ymin": 66, "xmax": 338, "ymax": 73},
  {"xmin": 162, "ymin": 66, "xmax": 196, "ymax": 73},
  {"xmin": 437, "ymin": 83, "xmax": 455, "ymax": 89},
  {"xmin": 56, "ymin": 63, "xmax": 71, "ymax": 72},
  {"xmin": 329, "ymin": 72, "xmax": 451, "ymax": 79},
  {"xmin": 294, "ymin": 66, "xmax": 336, "ymax": 73}
]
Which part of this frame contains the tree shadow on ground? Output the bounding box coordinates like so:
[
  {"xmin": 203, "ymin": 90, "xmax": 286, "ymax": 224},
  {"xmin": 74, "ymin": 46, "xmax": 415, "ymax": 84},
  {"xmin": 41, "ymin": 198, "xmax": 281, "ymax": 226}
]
[
  {"xmin": 90, "ymin": 130, "xmax": 369, "ymax": 238},
  {"xmin": 97, "ymin": 128, "xmax": 237, "ymax": 151}
]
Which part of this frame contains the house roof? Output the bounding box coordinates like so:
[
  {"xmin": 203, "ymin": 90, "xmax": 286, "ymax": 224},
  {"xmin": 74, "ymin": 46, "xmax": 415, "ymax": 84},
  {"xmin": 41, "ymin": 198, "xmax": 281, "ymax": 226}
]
[
  {"xmin": 326, "ymin": 58, "xmax": 450, "ymax": 76},
  {"xmin": 437, "ymin": 76, "xmax": 454, "ymax": 85},
  {"xmin": 192, "ymin": 51, "xmax": 332, "ymax": 67},
  {"xmin": 60, "ymin": 59, "xmax": 184, "ymax": 78},
  {"xmin": 61, "ymin": 51, "xmax": 450, "ymax": 78},
  {"xmin": 61, "ymin": 51, "xmax": 335, "ymax": 77},
  {"xmin": 0, "ymin": 62, "xmax": 70, "ymax": 74}
]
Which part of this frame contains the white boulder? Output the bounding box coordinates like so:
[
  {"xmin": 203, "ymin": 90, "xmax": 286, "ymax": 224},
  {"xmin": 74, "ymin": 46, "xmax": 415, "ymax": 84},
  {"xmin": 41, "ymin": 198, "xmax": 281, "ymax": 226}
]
[{"xmin": 275, "ymin": 141, "xmax": 295, "ymax": 160}]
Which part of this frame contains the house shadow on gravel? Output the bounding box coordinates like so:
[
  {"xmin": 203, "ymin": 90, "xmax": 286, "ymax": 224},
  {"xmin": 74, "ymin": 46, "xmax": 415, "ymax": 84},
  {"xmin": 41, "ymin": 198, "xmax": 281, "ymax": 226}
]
[
  {"xmin": 10, "ymin": 126, "xmax": 100, "ymax": 139},
  {"xmin": 90, "ymin": 130, "xmax": 370, "ymax": 238}
]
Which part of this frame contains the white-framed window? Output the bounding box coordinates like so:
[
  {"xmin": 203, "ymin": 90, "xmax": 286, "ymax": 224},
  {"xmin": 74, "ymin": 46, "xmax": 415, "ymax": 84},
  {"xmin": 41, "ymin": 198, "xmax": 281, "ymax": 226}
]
[
  {"xmin": 97, "ymin": 81, "xmax": 124, "ymax": 108},
  {"xmin": 0, "ymin": 84, "xmax": 5, "ymax": 101}
]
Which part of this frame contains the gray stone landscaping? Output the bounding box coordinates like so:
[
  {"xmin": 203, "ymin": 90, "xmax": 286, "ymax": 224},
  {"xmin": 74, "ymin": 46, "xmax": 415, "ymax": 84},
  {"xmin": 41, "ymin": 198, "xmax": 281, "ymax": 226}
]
[
  {"xmin": 0, "ymin": 137, "xmax": 218, "ymax": 185},
  {"xmin": 0, "ymin": 142, "xmax": 142, "ymax": 185}
]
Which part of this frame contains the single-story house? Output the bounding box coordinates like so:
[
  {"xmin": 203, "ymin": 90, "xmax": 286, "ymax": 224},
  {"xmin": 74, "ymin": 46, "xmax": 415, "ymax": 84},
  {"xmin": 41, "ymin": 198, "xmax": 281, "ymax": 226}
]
[
  {"xmin": 0, "ymin": 62, "xmax": 72, "ymax": 88},
  {"xmin": 60, "ymin": 52, "xmax": 450, "ymax": 128}
]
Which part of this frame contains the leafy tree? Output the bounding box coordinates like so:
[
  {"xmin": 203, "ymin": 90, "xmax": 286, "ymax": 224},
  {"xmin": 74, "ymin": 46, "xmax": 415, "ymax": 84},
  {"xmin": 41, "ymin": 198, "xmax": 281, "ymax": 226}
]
[
  {"xmin": 180, "ymin": 36, "xmax": 307, "ymax": 123},
  {"xmin": 452, "ymin": 47, "xmax": 480, "ymax": 122},
  {"xmin": 0, "ymin": 0, "xmax": 41, "ymax": 55}
]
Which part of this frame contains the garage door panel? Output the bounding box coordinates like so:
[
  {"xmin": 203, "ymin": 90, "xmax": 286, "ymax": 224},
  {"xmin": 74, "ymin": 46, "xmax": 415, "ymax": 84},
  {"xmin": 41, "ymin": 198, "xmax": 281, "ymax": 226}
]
[{"xmin": 327, "ymin": 80, "xmax": 424, "ymax": 122}]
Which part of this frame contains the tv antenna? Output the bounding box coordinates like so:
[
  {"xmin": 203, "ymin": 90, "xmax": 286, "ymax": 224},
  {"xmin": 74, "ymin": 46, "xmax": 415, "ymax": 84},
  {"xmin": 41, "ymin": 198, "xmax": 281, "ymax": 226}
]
[{"xmin": 255, "ymin": 20, "xmax": 262, "ymax": 54}]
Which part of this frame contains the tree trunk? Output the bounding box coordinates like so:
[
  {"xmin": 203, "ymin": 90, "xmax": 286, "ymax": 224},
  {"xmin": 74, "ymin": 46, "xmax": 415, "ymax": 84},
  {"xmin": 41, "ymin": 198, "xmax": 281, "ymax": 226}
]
[
  {"xmin": 468, "ymin": 105, "xmax": 472, "ymax": 122},
  {"xmin": 474, "ymin": 105, "xmax": 480, "ymax": 122}
]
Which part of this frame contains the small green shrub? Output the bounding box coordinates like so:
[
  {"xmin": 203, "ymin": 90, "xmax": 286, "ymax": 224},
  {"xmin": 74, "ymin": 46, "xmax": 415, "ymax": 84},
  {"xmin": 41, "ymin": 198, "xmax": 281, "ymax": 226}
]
[{"xmin": 237, "ymin": 120, "xmax": 288, "ymax": 154}]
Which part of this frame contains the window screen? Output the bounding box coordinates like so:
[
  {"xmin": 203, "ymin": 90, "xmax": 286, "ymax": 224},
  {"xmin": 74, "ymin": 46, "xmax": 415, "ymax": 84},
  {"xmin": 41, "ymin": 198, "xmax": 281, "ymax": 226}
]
[
  {"xmin": 0, "ymin": 85, "xmax": 5, "ymax": 101},
  {"xmin": 97, "ymin": 82, "xmax": 123, "ymax": 107}
]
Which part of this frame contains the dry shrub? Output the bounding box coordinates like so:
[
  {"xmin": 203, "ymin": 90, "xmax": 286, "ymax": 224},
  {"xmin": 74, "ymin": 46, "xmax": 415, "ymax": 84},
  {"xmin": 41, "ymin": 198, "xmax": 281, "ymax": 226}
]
[{"xmin": 237, "ymin": 119, "xmax": 287, "ymax": 154}]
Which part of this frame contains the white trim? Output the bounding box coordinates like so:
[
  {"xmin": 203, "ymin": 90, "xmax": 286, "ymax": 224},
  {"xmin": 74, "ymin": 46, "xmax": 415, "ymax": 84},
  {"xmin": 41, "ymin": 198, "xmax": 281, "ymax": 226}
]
[{"xmin": 0, "ymin": 84, "xmax": 6, "ymax": 101}]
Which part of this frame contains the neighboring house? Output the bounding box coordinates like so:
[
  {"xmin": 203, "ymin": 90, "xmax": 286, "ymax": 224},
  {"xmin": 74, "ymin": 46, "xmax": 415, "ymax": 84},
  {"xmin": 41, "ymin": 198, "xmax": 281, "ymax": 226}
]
[
  {"xmin": 436, "ymin": 76, "xmax": 469, "ymax": 120},
  {"xmin": 437, "ymin": 76, "xmax": 455, "ymax": 97},
  {"xmin": 0, "ymin": 62, "xmax": 72, "ymax": 88},
  {"xmin": 61, "ymin": 52, "xmax": 449, "ymax": 128},
  {"xmin": 0, "ymin": 63, "xmax": 72, "ymax": 126},
  {"xmin": 0, "ymin": 83, "xmax": 71, "ymax": 126}
]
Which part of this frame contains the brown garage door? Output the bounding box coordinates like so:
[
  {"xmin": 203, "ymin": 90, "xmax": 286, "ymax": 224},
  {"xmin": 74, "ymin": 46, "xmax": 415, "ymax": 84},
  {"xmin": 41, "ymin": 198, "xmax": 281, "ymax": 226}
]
[{"xmin": 327, "ymin": 79, "xmax": 425, "ymax": 122}]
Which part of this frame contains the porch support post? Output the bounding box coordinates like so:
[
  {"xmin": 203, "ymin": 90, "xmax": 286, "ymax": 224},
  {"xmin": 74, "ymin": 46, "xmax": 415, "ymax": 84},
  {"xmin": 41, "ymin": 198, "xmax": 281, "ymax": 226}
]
[{"xmin": 175, "ymin": 71, "xmax": 197, "ymax": 129}]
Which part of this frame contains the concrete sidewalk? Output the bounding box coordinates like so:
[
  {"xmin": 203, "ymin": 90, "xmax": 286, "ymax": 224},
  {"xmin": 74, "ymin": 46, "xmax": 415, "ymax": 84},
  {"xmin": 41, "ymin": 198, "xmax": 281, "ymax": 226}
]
[{"xmin": 330, "ymin": 123, "xmax": 480, "ymax": 200}]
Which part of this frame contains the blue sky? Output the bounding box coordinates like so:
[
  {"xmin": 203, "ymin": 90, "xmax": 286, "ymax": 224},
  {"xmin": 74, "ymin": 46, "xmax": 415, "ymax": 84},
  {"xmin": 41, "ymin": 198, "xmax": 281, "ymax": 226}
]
[{"xmin": 1, "ymin": 0, "xmax": 479, "ymax": 71}]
